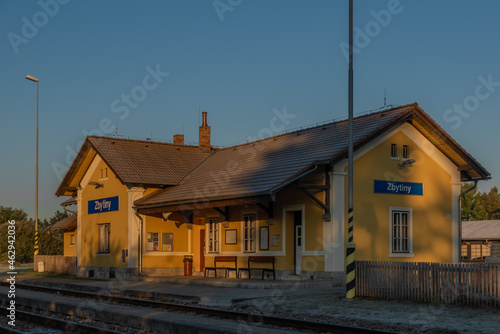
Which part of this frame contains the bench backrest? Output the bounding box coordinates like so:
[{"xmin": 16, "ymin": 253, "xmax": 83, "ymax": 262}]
[
  {"xmin": 214, "ymin": 256, "xmax": 237, "ymax": 266},
  {"xmin": 248, "ymin": 256, "xmax": 274, "ymax": 266}
]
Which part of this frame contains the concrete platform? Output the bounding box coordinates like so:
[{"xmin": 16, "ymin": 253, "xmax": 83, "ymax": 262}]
[{"xmin": 13, "ymin": 275, "xmax": 343, "ymax": 307}]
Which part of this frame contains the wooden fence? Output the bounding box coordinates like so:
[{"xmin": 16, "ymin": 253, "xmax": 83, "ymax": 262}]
[{"xmin": 356, "ymin": 261, "xmax": 500, "ymax": 306}]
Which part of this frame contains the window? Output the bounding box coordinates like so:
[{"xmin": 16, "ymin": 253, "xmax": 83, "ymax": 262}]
[
  {"xmin": 70, "ymin": 234, "xmax": 75, "ymax": 245},
  {"xmin": 208, "ymin": 217, "xmax": 219, "ymax": 253},
  {"xmin": 99, "ymin": 168, "xmax": 108, "ymax": 179},
  {"xmin": 98, "ymin": 224, "xmax": 110, "ymax": 253},
  {"xmin": 244, "ymin": 214, "xmax": 256, "ymax": 252},
  {"xmin": 403, "ymin": 145, "xmax": 409, "ymax": 159},
  {"xmin": 461, "ymin": 243, "xmax": 468, "ymax": 260},
  {"xmin": 391, "ymin": 144, "xmax": 397, "ymax": 157},
  {"xmin": 162, "ymin": 232, "xmax": 174, "ymax": 252},
  {"xmin": 390, "ymin": 208, "xmax": 412, "ymax": 255},
  {"xmin": 147, "ymin": 232, "xmax": 159, "ymax": 251}
]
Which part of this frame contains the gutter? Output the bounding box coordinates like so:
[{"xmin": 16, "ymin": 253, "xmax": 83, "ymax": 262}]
[
  {"xmin": 62, "ymin": 204, "xmax": 76, "ymax": 215},
  {"xmin": 133, "ymin": 207, "xmax": 146, "ymax": 277},
  {"xmin": 459, "ymin": 180, "xmax": 479, "ymax": 263},
  {"xmin": 268, "ymin": 164, "xmax": 320, "ymax": 197}
]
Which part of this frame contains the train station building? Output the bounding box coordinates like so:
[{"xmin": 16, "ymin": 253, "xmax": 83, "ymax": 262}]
[{"xmin": 55, "ymin": 103, "xmax": 490, "ymax": 280}]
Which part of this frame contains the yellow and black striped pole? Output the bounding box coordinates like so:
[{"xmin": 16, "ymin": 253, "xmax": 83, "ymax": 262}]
[
  {"xmin": 346, "ymin": 0, "xmax": 356, "ymax": 299},
  {"xmin": 346, "ymin": 209, "xmax": 355, "ymax": 298},
  {"xmin": 34, "ymin": 230, "xmax": 39, "ymax": 256}
]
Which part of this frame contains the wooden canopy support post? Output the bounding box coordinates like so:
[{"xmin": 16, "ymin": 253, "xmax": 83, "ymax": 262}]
[
  {"xmin": 295, "ymin": 165, "xmax": 331, "ymax": 221},
  {"xmin": 180, "ymin": 210, "xmax": 193, "ymax": 224},
  {"xmin": 214, "ymin": 206, "xmax": 229, "ymax": 221},
  {"xmin": 257, "ymin": 202, "xmax": 274, "ymax": 219}
]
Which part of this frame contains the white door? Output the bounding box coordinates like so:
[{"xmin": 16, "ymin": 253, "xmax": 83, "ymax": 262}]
[{"xmin": 295, "ymin": 225, "xmax": 302, "ymax": 275}]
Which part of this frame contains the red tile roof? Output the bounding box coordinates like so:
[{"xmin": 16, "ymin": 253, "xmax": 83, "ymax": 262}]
[
  {"xmin": 88, "ymin": 137, "xmax": 212, "ymax": 185},
  {"xmin": 135, "ymin": 103, "xmax": 490, "ymax": 209},
  {"xmin": 56, "ymin": 137, "xmax": 212, "ymax": 196},
  {"xmin": 137, "ymin": 104, "xmax": 461, "ymax": 208}
]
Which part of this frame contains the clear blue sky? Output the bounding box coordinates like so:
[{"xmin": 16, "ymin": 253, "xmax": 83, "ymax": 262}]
[{"xmin": 1, "ymin": 0, "xmax": 499, "ymax": 221}]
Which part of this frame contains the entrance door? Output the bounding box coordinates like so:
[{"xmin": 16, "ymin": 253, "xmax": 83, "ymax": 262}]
[
  {"xmin": 295, "ymin": 225, "xmax": 302, "ymax": 274},
  {"xmin": 293, "ymin": 211, "xmax": 302, "ymax": 275},
  {"xmin": 200, "ymin": 229, "xmax": 205, "ymax": 272}
]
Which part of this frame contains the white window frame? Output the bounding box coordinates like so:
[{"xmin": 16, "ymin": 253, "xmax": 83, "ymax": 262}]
[
  {"xmin": 390, "ymin": 143, "xmax": 397, "ymax": 157},
  {"xmin": 389, "ymin": 207, "xmax": 414, "ymax": 257},
  {"xmin": 243, "ymin": 213, "xmax": 257, "ymax": 252},
  {"xmin": 70, "ymin": 234, "xmax": 75, "ymax": 246},
  {"xmin": 207, "ymin": 216, "xmax": 220, "ymax": 253},
  {"xmin": 403, "ymin": 145, "xmax": 409, "ymax": 159},
  {"xmin": 98, "ymin": 223, "xmax": 110, "ymax": 254}
]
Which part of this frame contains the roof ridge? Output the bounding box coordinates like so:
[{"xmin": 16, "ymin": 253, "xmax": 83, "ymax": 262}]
[
  {"xmin": 87, "ymin": 135, "xmax": 205, "ymax": 150},
  {"xmin": 217, "ymin": 103, "xmax": 417, "ymax": 152}
]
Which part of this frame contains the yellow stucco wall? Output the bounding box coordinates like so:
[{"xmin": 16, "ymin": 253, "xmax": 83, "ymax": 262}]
[
  {"xmin": 63, "ymin": 231, "xmax": 77, "ymax": 256},
  {"xmin": 80, "ymin": 158, "xmax": 130, "ymax": 268},
  {"xmin": 345, "ymin": 130, "xmax": 454, "ymax": 263},
  {"xmin": 142, "ymin": 214, "xmax": 190, "ymax": 269},
  {"xmin": 196, "ymin": 181, "xmax": 327, "ymax": 272}
]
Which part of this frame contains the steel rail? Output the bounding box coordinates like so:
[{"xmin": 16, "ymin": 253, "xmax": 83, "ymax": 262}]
[
  {"xmin": 0, "ymin": 306, "xmax": 123, "ymax": 333},
  {"xmin": 1, "ymin": 281, "xmax": 396, "ymax": 334}
]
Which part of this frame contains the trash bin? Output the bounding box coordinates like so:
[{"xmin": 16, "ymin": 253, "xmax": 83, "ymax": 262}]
[{"xmin": 183, "ymin": 255, "xmax": 193, "ymax": 276}]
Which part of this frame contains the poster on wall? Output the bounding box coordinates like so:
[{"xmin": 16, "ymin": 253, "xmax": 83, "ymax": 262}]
[
  {"xmin": 147, "ymin": 232, "xmax": 153, "ymax": 251},
  {"xmin": 225, "ymin": 229, "xmax": 237, "ymax": 244},
  {"xmin": 147, "ymin": 232, "xmax": 159, "ymax": 251},
  {"xmin": 260, "ymin": 227, "xmax": 269, "ymax": 250},
  {"xmin": 271, "ymin": 234, "xmax": 280, "ymax": 247},
  {"xmin": 162, "ymin": 233, "xmax": 174, "ymax": 252}
]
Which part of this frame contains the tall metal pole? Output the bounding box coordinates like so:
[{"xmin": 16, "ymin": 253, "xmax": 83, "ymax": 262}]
[
  {"xmin": 35, "ymin": 79, "xmax": 39, "ymax": 257},
  {"xmin": 26, "ymin": 75, "xmax": 40, "ymax": 257},
  {"xmin": 346, "ymin": 0, "xmax": 356, "ymax": 299}
]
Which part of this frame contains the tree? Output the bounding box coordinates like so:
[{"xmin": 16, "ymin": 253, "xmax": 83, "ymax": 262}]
[
  {"xmin": 0, "ymin": 209, "xmax": 67, "ymax": 263},
  {"xmin": 461, "ymin": 183, "xmax": 486, "ymax": 221},
  {"xmin": 481, "ymin": 186, "xmax": 500, "ymax": 220},
  {"xmin": 0, "ymin": 206, "xmax": 28, "ymax": 222}
]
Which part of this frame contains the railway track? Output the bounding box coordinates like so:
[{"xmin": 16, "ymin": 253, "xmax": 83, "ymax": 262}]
[
  {"xmin": 0, "ymin": 281, "xmax": 396, "ymax": 333},
  {"xmin": 0, "ymin": 306, "xmax": 124, "ymax": 333}
]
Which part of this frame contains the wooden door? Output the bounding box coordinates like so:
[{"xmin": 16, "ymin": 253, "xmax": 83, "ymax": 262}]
[{"xmin": 200, "ymin": 229, "xmax": 205, "ymax": 271}]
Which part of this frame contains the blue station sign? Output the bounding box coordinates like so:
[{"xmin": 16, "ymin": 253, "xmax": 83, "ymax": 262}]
[
  {"xmin": 374, "ymin": 180, "xmax": 423, "ymax": 196},
  {"xmin": 88, "ymin": 196, "xmax": 119, "ymax": 214}
]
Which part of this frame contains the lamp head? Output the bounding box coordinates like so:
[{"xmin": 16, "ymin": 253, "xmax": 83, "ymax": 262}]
[
  {"xmin": 398, "ymin": 159, "xmax": 416, "ymax": 169},
  {"xmin": 88, "ymin": 181, "xmax": 103, "ymax": 189},
  {"xmin": 26, "ymin": 75, "xmax": 39, "ymax": 82}
]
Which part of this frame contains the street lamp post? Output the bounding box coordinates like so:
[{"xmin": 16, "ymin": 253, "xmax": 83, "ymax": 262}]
[
  {"xmin": 346, "ymin": 0, "xmax": 356, "ymax": 299},
  {"xmin": 26, "ymin": 74, "xmax": 39, "ymax": 257}
]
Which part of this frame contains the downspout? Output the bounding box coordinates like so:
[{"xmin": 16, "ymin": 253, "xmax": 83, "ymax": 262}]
[
  {"xmin": 134, "ymin": 207, "xmax": 146, "ymax": 277},
  {"xmin": 62, "ymin": 204, "xmax": 76, "ymax": 215},
  {"xmin": 459, "ymin": 180, "xmax": 478, "ymax": 263}
]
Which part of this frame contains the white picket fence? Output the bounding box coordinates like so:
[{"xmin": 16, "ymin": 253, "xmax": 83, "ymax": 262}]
[{"xmin": 356, "ymin": 261, "xmax": 500, "ymax": 306}]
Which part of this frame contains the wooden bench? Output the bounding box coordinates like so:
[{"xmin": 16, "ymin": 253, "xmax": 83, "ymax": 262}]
[
  {"xmin": 238, "ymin": 256, "xmax": 275, "ymax": 280},
  {"xmin": 204, "ymin": 256, "xmax": 237, "ymax": 278}
]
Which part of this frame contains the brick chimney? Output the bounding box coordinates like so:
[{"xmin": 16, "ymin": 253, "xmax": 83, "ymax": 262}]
[
  {"xmin": 199, "ymin": 111, "xmax": 211, "ymax": 150},
  {"xmin": 173, "ymin": 134, "xmax": 184, "ymax": 145}
]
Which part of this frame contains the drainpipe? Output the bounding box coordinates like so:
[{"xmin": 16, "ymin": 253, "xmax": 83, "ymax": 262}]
[
  {"xmin": 62, "ymin": 204, "xmax": 76, "ymax": 215},
  {"xmin": 459, "ymin": 180, "xmax": 478, "ymax": 263},
  {"xmin": 134, "ymin": 207, "xmax": 146, "ymax": 277}
]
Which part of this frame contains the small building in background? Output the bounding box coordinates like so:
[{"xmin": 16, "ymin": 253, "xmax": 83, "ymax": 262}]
[
  {"xmin": 49, "ymin": 212, "xmax": 77, "ymax": 257},
  {"xmin": 461, "ymin": 220, "xmax": 500, "ymax": 262}
]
